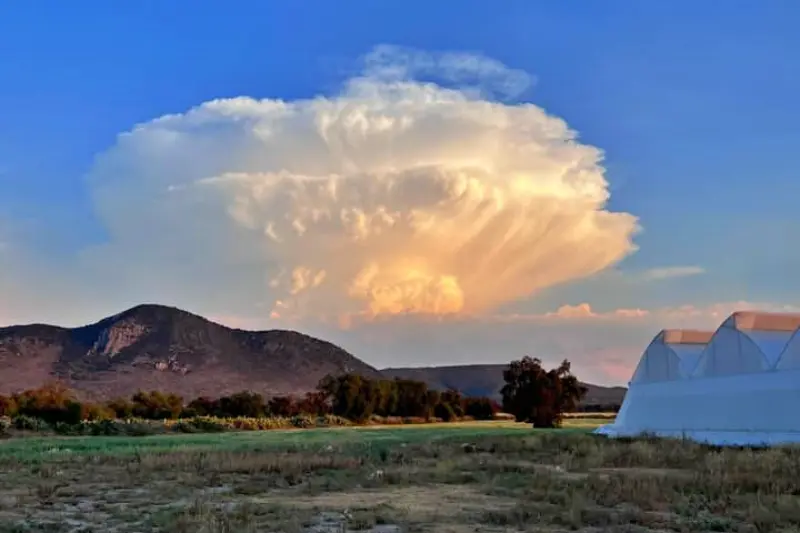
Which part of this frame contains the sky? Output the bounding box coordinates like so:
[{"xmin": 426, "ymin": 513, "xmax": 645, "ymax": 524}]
[{"xmin": 1, "ymin": 2, "xmax": 800, "ymax": 385}]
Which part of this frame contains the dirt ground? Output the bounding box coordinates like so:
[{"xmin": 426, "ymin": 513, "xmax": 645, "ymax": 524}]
[{"xmin": 1, "ymin": 431, "xmax": 800, "ymax": 532}]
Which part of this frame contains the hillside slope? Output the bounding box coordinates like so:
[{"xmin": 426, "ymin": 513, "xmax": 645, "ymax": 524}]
[
  {"xmin": 0, "ymin": 304, "xmax": 381, "ymax": 400},
  {"xmin": 383, "ymin": 364, "xmax": 627, "ymax": 407}
]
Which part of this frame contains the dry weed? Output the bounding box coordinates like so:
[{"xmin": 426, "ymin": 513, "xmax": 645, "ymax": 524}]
[{"xmin": 0, "ymin": 432, "xmax": 799, "ymax": 532}]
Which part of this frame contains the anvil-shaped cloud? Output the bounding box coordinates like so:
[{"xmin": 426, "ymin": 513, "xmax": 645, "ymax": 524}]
[{"xmin": 83, "ymin": 46, "xmax": 639, "ymax": 323}]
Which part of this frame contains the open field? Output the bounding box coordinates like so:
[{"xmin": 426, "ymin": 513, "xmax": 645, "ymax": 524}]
[
  {"xmin": 2, "ymin": 419, "xmax": 798, "ymax": 532},
  {"xmin": 0, "ymin": 420, "xmax": 598, "ymax": 461}
]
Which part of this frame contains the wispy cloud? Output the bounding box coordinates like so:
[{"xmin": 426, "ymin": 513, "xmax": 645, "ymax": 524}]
[
  {"xmin": 361, "ymin": 44, "xmax": 535, "ymax": 99},
  {"xmin": 638, "ymin": 265, "xmax": 705, "ymax": 281}
]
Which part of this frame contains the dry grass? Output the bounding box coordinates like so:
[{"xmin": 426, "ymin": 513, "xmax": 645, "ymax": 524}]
[{"xmin": 0, "ymin": 428, "xmax": 798, "ymax": 532}]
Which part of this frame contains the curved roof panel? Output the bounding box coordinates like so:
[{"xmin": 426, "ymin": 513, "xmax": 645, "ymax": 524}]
[
  {"xmin": 693, "ymin": 312, "xmax": 800, "ymax": 377},
  {"xmin": 662, "ymin": 329, "xmax": 714, "ymax": 345},
  {"xmin": 631, "ymin": 329, "xmax": 714, "ymax": 384},
  {"xmin": 728, "ymin": 311, "xmax": 800, "ymax": 332}
]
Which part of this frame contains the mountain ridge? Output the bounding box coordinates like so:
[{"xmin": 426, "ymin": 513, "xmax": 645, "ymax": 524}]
[
  {"xmin": 0, "ymin": 304, "xmax": 381, "ymax": 400},
  {"xmin": 0, "ymin": 304, "xmax": 626, "ymax": 406}
]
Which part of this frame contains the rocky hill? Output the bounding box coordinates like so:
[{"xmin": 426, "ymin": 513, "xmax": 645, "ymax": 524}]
[
  {"xmin": 0, "ymin": 304, "xmax": 626, "ymax": 406},
  {"xmin": 0, "ymin": 304, "xmax": 381, "ymax": 400},
  {"xmin": 383, "ymin": 364, "xmax": 627, "ymax": 408}
]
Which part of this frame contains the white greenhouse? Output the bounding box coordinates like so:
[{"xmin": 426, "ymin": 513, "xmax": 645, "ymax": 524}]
[{"xmin": 596, "ymin": 311, "xmax": 800, "ymax": 446}]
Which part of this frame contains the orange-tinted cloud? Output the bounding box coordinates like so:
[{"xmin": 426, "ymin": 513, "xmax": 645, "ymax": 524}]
[{"xmin": 77, "ymin": 46, "xmax": 638, "ymax": 324}]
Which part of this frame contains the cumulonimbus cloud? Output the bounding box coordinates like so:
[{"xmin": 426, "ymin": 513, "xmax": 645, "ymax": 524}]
[{"xmin": 81, "ymin": 46, "xmax": 639, "ymax": 323}]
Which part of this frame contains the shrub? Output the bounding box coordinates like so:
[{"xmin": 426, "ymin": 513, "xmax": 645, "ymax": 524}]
[
  {"xmin": 463, "ymin": 397, "xmax": 499, "ymax": 420},
  {"xmin": 124, "ymin": 420, "xmax": 166, "ymax": 436},
  {"xmin": 268, "ymin": 395, "xmax": 298, "ymax": 417},
  {"xmin": 315, "ymin": 414, "xmax": 350, "ymax": 428},
  {"xmin": 106, "ymin": 398, "xmax": 134, "ymax": 419},
  {"xmin": 0, "ymin": 396, "xmax": 17, "ymax": 417},
  {"xmin": 54, "ymin": 421, "xmax": 86, "ymax": 436},
  {"xmin": 176, "ymin": 417, "xmax": 228, "ymax": 433},
  {"xmin": 12, "ymin": 415, "xmax": 50, "ymax": 431},
  {"xmin": 87, "ymin": 419, "xmax": 124, "ymax": 436},
  {"xmin": 434, "ymin": 402, "xmax": 457, "ymax": 421},
  {"xmin": 291, "ymin": 414, "xmax": 315, "ymax": 428}
]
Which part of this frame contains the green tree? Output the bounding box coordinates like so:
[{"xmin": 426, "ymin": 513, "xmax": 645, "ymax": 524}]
[
  {"xmin": 218, "ymin": 391, "xmax": 266, "ymax": 418},
  {"xmin": 500, "ymin": 357, "xmax": 586, "ymax": 427},
  {"xmin": 131, "ymin": 390, "xmax": 183, "ymax": 419}
]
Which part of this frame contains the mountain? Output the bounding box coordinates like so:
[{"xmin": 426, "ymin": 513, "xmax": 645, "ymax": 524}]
[
  {"xmin": 0, "ymin": 304, "xmax": 626, "ymax": 406},
  {"xmin": 382, "ymin": 364, "xmax": 627, "ymax": 408},
  {"xmin": 0, "ymin": 304, "xmax": 381, "ymax": 400}
]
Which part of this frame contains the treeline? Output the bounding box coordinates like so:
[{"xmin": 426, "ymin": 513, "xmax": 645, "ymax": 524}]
[
  {"xmin": 0, "ymin": 374, "xmax": 500, "ymax": 427},
  {"xmin": 0, "ymin": 356, "xmax": 591, "ymax": 430}
]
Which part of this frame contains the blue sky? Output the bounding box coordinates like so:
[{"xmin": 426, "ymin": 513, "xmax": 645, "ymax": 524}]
[{"xmin": 1, "ymin": 2, "xmax": 799, "ymax": 382}]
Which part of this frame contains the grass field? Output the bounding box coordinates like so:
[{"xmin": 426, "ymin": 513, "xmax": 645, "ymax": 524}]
[
  {"xmin": 0, "ymin": 419, "xmax": 601, "ymax": 462},
  {"xmin": 2, "ymin": 417, "xmax": 797, "ymax": 532}
]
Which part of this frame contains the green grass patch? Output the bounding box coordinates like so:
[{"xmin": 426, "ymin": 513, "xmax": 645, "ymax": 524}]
[{"xmin": 0, "ymin": 420, "xmax": 603, "ymax": 462}]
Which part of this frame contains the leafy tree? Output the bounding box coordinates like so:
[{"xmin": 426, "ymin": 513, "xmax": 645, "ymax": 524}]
[
  {"xmin": 463, "ymin": 396, "xmax": 498, "ymax": 420},
  {"xmin": 106, "ymin": 397, "xmax": 135, "ymax": 418},
  {"xmin": 297, "ymin": 391, "xmax": 330, "ymax": 416},
  {"xmin": 267, "ymin": 395, "xmax": 298, "ymax": 417},
  {"xmin": 218, "ymin": 391, "xmax": 266, "ymax": 418},
  {"xmin": 13, "ymin": 382, "xmax": 84, "ymax": 425},
  {"xmin": 500, "ymin": 357, "xmax": 586, "ymax": 427},
  {"xmin": 394, "ymin": 379, "xmax": 432, "ymax": 418},
  {"xmin": 131, "ymin": 390, "xmax": 183, "ymax": 419},
  {"xmin": 186, "ymin": 396, "xmax": 218, "ymax": 417},
  {"xmin": 0, "ymin": 395, "xmax": 17, "ymax": 417}
]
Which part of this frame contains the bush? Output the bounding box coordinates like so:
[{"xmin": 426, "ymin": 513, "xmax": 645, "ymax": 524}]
[
  {"xmin": 434, "ymin": 402, "xmax": 457, "ymax": 421},
  {"xmin": 12, "ymin": 415, "xmax": 50, "ymax": 431},
  {"xmin": 174, "ymin": 417, "xmax": 227, "ymax": 433},
  {"xmin": 54, "ymin": 421, "xmax": 86, "ymax": 436},
  {"xmin": 87, "ymin": 419, "xmax": 123, "ymax": 436},
  {"xmin": 290, "ymin": 414, "xmax": 315, "ymax": 428},
  {"xmin": 463, "ymin": 397, "xmax": 499, "ymax": 420},
  {"xmin": 319, "ymin": 414, "xmax": 350, "ymax": 427}
]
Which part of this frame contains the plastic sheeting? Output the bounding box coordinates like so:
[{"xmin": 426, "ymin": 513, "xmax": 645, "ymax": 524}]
[
  {"xmin": 630, "ymin": 329, "xmax": 712, "ymax": 384},
  {"xmin": 692, "ymin": 315, "xmax": 796, "ymax": 377},
  {"xmin": 595, "ymin": 369, "xmax": 800, "ymax": 445},
  {"xmin": 595, "ymin": 311, "xmax": 800, "ymax": 446}
]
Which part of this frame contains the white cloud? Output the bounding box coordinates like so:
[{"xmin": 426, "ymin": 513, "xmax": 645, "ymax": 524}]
[
  {"xmin": 74, "ymin": 45, "xmax": 638, "ymax": 326},
  {"xmin": 639, "ymin": 265, "xmax": 705, "ymax": 281},
  {"xmin": 4, "ymin": 47, "xmax": 793, "ymax": 385},
  {"xmin": 19, "ymin": 47, "xmax": 770, "ymax": 385},
  {"xmin": 362, "ymin": 45, "xmax": 534, "ymax": 100}
]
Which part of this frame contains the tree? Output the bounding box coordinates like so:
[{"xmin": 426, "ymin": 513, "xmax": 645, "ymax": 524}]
[
  {"xmin": 106, "ymin": 397, "xmax": 135, "ymax": 419},
  {"xmin": 297, "ymin": 391, "xmax": 330, "ymax": 416},
  {"xmin": 267, "ymin": 395, "xmax": 298, "ymax": 417},
  {"xmin": 463, "ymin": 396, "xmax": 498, "ymax": 420},
  {"xmin": 218, "ymin": 391, "xmax": 266, "ymax": 418},
  {"xmin": 500, "ymin": 357, "xmax": 586, "ymax": 427},
  {"xmin": 131, "ymin": 390, "xmax": 183, "ymax": 419}
]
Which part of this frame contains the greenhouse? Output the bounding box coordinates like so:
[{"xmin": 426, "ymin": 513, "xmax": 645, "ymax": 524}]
[{"xmin": 595, "ymin": 311, "xmax": 800, "ymax": 445}]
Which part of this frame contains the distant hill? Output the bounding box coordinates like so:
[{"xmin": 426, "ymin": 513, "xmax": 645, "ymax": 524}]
[
  {"xmin": 383, "ymin": 364, "xmax": 627, "ymax": 408},
  {"xmin": 0, "ymin": 304, "xmax": 626, "ymax": 406},
  {"xmin": 0, "ymin": 304, "xmax": 381, "ymax": 400}
]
